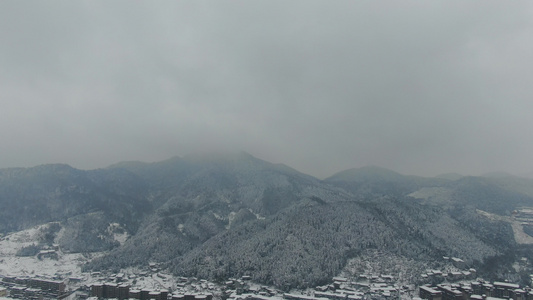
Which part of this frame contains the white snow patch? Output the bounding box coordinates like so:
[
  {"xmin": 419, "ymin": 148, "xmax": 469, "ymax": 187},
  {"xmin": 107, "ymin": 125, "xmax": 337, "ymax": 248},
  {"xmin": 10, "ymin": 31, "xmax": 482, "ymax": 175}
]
[
  {"xmin": 213, "ymin": 213, "xmax": 225, "ymax": 221},
  {"xmin": 107, "ymin": 223, "xmax": 129, "ymax": 245},
  {"xmin": 0, "ymin": 224, "xmax": 48, "ymax": 256},
  {"xmin": 476, "ymin": 209, "xmax": 533, "ymax": 245},
  {"xmin": 226, "ymin": 212, "xmax": 237, "ymax": 229},
  {"xmin": 408, "ymin": 187, "xmax": 454, "ymax": 205},
  {"xmin": 0, "ymin": 225, "xmax": 105, "ymax": 278},
  {"xmin": 248, "ymin": 208, "xmax": 265, "ymax": 220},
  {"xmin": 510, "ymin": 221, "xmax": 533, "ymax": 245}
]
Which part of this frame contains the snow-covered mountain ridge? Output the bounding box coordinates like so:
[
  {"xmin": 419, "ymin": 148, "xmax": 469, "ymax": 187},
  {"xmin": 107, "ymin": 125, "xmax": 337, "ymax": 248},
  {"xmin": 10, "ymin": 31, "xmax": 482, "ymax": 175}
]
[{"xmin": 0, "ymin": 152, "xmax": 531, "ymax": 288}]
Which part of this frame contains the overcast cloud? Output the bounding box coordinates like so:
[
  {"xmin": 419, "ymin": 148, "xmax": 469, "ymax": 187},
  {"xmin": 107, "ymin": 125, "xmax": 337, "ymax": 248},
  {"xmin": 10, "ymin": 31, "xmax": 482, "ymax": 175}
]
[{"xmin": 1, "ymin": 1, "xmax": 533, "ymax": 178}]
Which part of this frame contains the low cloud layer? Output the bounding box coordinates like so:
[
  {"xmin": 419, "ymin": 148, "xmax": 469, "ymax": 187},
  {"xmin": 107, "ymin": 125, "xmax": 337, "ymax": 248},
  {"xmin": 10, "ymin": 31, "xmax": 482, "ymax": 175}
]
[{"xmin": 1, "ymin": 1, "xmax": 533, "ymax": 178}]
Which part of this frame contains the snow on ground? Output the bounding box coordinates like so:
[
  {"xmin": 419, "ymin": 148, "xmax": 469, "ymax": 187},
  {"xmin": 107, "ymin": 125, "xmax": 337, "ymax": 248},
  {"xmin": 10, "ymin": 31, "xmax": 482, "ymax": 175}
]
[
  {"xmin": 0, "ymin": 225, "xmax": 103, "ymax": 278},
  {"xmin": 476, "ymin": 209, "xmax": 533, "ymax": 245},
  {"xmin": 0, "ymin": 225, "xmax": 43, "ymax": 256},
  {"xmin": 408, "ymin": 187, "xmax": 454, "ymax": 205},
  {"xmin": 510, "ymin": 221, "xmax": 533, "ymax": 244},
  {"xmin": 0, "ymin": 254, "xmax": 89, "ymax": 278},
  {"xmin": 476, "ymin": 209, "xmax": 506, "ymax": 222},
  {"xmin": 107, "ymin": 223, "xmax": 129, "ymax": 245}
]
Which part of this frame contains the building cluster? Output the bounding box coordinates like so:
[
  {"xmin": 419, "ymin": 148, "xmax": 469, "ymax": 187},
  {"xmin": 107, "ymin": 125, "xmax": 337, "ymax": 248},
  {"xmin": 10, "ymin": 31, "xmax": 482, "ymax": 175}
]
[
  {"xmin": 419, "ymin": 281, "xmax": 533, "ymax": 300},
  {"xmin": 2, "ymin": 253, "xmax": 533, "ymax": 300},
  {"xmin": 313, "ymin": 275, "xmax": 400, "ymax": 299},
  {"xmin": 417, "ymin": 256, "xmax": 482, "ymax": 288},
  {"xmin": 231, "ymin": 275, "xmax": 403, "ymax": 300},
  {"xmin": 84, "ymin": 268, "xmax": 223, "ymax": 300},
  {"xmin": 223, "ymin": 277, "xmax": 277, "ymax": 298},
  {"xmin": 89, "ymin": 280, "xmax": 220, "ymax": 300},
  {"xmin": 420, "ymin": 268, "xmax": 477, "ymax": 284},
  {"xmin": 0, "ymin": 275, "xmax": 66, "ymax": 299}
]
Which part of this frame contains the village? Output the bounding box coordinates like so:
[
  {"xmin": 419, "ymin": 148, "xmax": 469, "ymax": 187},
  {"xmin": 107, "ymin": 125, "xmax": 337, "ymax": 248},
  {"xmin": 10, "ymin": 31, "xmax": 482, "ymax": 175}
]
[
  {"xmin": 3, "ymin": 208, "xmax": 533, "ymax": 300},
  {"xmin": 2, "ymin": 254, "xmax": 533, "ymax": 300}
]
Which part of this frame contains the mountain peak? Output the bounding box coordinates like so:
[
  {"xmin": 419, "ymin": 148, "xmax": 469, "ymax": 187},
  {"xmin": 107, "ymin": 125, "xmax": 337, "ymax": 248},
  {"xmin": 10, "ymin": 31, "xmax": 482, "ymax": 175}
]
[
  {"xmin": 182, "ymin": 150, "xmax": 257, "ymax": 163},
  {"xmin": 481, "ymin": 171, "xmax": 516, "ymax": 179},
  {"xmin": 0, "ymin": 163, "xmax": 78, "ymax": 178},
  {"xmin": 325, "ymin": 165, "xmax": 405, "ymax": 182},
  {"xmin": 435, "ymin": 172, "xmax": 463, "ymax": 181}
]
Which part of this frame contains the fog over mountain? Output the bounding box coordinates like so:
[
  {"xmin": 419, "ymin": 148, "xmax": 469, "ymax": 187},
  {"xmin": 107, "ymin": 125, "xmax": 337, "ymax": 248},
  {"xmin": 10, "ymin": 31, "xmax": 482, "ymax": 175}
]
[
  {"xmin": 1, "ymin": 1, "xmax": 533, "ymax": 178},
  {"xmin": 2, "ymin": 153, "xmax": 533, "ymax": 288}
]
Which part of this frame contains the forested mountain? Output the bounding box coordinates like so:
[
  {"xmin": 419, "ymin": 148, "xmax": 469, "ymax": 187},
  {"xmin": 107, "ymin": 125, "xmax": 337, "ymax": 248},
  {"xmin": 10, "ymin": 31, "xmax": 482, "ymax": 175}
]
[
  {"xmin": 324, "ymin": 166, "xmax": 448, "ymax": 198},
  {"xmin": 0, "ymin": 164, "xmax": 150, "ymax": 252},
  {"xmin": 0, "ymin": 152, "xmax": 531, "ymax": 288}
]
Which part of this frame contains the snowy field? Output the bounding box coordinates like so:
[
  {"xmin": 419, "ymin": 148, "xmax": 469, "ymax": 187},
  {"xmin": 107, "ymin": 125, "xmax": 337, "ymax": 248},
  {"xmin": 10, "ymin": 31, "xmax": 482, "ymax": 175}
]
[
  {"xmin": 0, "ymin": 224, "xmax": 226, "ymax": 298},
  {"xmin": 0, "ymin": 224, "xmax": 96, "ymax": 278}
]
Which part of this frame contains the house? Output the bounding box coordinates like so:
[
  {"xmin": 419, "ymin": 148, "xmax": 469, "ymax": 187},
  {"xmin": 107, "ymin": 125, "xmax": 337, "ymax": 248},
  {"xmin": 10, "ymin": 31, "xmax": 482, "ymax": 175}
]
[
  {"xmin": 172, "ymin": 294, "xmax": 185, "ymax": 300},
  {"xmin": 118, "ymin": 284, "xmax": 129, "ymax": 299},
  {"xmin": 493, "ymin": 282, "xmax": 520, "ymax": 298},
  {"xmin": 419, "ymin": 286, "xmax": 442, "ymax": 300},
  {"xmin": 451, "ymin": 258, "xmax": 466, "ymax": 269},
  {"xmin": 37, "ymin": 250, "xmax": 58, "ymax": 260},
  {"xmin": 436, "ymin": 284, "xmax": 462, "ymax": 300},
  {"xmin": 129, "ymin": 289, "xmax": 141, "ymax": 299}
]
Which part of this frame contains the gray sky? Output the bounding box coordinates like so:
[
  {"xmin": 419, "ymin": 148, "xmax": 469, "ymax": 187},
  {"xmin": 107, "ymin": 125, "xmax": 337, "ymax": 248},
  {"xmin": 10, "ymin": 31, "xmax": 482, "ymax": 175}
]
[{"xmin": 1, "ymin": 1, "xmax": 533, "ymax": 178}]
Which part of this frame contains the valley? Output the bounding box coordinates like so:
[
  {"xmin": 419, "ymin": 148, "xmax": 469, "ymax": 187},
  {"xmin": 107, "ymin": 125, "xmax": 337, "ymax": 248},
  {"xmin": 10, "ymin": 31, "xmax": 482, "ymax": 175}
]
[
  {"xmin": 2, "ymin": 227, "xmax": 533, "ymax": 300},
  {"xmin": 1, "ymin": 153, "xmax": 533, "ymax": 299}
]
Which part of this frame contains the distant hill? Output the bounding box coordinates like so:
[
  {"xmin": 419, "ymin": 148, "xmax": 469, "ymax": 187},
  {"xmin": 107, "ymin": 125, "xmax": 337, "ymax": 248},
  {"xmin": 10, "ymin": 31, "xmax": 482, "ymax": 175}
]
[
  {"xmin": 0, "ymin": 164, "xmax": 151, "ymax": 252},
  {"xmin": 519, "ymin": 171, "xmax": 533, "ymax": 179},
  {"xmin": 481, "ymin": 171, "xmax": 516, "ymax": 179},
  {"xmin": 435, "ymin": 173, "xmax": 463, "ymax": 181},
  {"xmin": 326, "ymin": 166, "xmax": 406, "ymax": 182},
  {"xmin": 447, "ymin": 176, "xmax": 533, "ymax": 215},
  {"xmin": 324, "ymin": 166, "xmax": 446, "ymax": 198}
]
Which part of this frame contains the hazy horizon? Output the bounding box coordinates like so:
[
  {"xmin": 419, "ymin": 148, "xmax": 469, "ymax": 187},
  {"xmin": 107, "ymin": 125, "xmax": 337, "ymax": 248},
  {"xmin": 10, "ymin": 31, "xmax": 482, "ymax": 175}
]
[
  {"xmin": 1, "ymin": 1, "xmax": 533, "ymax": 178},
  {"xmin": 1, "ymin": 150, "xmax": 529, "ymax": 180}
]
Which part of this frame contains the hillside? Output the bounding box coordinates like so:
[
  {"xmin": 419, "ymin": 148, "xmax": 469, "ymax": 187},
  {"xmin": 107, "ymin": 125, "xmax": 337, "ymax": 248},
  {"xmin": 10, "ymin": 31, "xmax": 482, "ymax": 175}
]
[
  {"xmin": 325, "ymin": 166, "xmax": 448, "ymax": 198},
  {"xmin": 0, "ymin": 153, "xmax": 530, "ymax": 288},
  {"xmin": 0, "ymin": 165, "xmax": 151, "ymax": 252}
]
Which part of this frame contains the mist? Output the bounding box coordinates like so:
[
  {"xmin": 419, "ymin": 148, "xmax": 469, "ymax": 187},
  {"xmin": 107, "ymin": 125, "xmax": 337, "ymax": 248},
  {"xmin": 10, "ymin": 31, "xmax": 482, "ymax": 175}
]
[{"xmin": 1, "ymin": 1, "xmax": 533, "ymax": 178}]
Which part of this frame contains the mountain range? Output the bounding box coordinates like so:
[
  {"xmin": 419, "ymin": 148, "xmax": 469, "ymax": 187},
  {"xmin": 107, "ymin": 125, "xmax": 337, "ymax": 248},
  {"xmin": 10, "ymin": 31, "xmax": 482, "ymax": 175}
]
[{"xmin": 0, "ymin": 152, "xmax": 531, "ymax": 288}]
